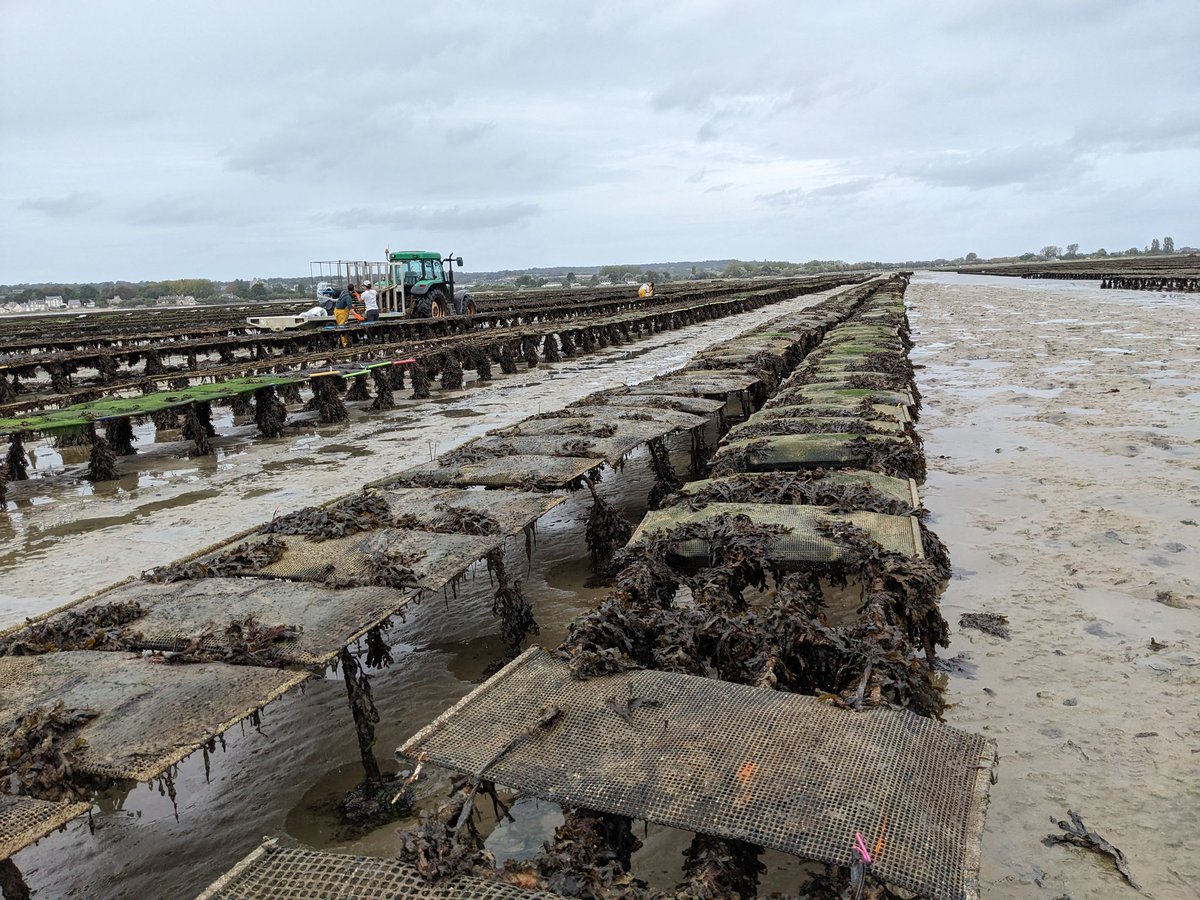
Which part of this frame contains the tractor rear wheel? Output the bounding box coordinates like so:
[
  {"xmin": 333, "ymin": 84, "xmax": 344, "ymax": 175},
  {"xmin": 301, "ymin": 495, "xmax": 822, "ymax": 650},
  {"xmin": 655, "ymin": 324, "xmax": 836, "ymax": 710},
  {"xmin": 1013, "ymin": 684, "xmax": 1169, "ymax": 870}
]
[{"xmin": 427, "ymin": 288, "xmax": 449, "ymax": 318}]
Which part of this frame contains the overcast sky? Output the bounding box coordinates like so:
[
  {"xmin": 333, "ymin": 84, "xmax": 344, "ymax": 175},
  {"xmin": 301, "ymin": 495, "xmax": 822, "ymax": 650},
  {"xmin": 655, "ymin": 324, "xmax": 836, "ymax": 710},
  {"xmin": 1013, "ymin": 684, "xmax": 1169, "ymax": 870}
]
[{"xmin": 2, "ymin": 0, "xmax": 1197, "ymax": 282}]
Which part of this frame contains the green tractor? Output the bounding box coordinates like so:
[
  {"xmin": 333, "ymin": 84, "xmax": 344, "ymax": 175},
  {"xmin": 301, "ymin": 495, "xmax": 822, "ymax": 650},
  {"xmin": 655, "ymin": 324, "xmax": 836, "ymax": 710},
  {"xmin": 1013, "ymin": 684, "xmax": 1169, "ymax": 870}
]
[{"xmin": 384, "ymin": 250, "xmax": 476, "ymax": 318}]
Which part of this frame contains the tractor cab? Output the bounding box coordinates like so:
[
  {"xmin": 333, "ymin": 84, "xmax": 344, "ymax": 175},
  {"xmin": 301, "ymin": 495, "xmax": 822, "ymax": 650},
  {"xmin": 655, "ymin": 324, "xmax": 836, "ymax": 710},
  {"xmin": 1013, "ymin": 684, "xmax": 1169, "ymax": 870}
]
[{"xmin": 387, "ymin": 250, "xmax": 475, "ymax": 318}]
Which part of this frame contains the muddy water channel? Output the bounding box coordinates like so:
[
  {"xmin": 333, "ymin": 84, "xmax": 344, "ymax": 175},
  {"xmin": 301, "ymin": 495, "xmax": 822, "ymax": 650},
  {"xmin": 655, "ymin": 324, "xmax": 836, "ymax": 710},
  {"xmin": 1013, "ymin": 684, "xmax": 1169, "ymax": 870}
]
[
  {"xmin": 6, "ymin": 290, "xmax": 836, "ymax": 899},
  {"xmin": 910, "ymin": 274, "xmax": 1199, "ymax": 899}
]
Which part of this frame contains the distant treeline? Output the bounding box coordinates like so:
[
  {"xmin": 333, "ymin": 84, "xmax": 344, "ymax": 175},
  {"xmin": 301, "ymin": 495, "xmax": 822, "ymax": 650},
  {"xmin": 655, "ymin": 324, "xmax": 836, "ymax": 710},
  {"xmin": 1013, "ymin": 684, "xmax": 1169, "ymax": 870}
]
[{"xmin": 0, "ymin": 277, "xmax": 307, "ymax": 306}]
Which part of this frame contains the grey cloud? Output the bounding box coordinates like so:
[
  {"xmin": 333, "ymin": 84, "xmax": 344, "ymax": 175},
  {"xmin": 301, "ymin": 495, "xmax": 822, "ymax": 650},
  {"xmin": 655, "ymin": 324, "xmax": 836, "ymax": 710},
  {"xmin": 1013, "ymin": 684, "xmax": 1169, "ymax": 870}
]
[
  {"xmin": 445, "ymin": 122, "xmax": 495, "ymax": 144},
  {"xmin": 755, "ymin": 178, "xmax": 878, "ymax": 208},
  {"xmin": 704, "ymin": 183, "xmax": 734, "ymax": 193},
  {"xmin": 18, "ymin": 191, "xmax": 100, "ymax": 217},
  {"xmin": 127, "ymin": 199, "xmax": 261, "ymax": 228},
  {"xmin": 651, "ymin": 80, "xmax": 713, "ymax": 113},
  {"xmin": 1071, "ymin": 111, "xmax": 1200, "ymax": 154},
  {"xmin": 328, "ymin": 202, "xmax": 541, "ymax": 231},
  {"xmin": 696, "ymin": 118, "xmax": 723, "ymax": 143},
  {"xmin": 809, "ymin": 178, "xmax": 879, "ymax": 198},
  {"xmin": 755, "ymin": 187, "xmax": 806, "ymax": 209},
  {"xmin": 685, "ymin": 168, "xmax": 708, "ymax": 183},
  {"xmin": 939, "ymin": 0, "xmax": 1128, "ymax": 36},
  {"xmin": 898, "ymin": 146, "xmax": 1091, "ymax": 192}
]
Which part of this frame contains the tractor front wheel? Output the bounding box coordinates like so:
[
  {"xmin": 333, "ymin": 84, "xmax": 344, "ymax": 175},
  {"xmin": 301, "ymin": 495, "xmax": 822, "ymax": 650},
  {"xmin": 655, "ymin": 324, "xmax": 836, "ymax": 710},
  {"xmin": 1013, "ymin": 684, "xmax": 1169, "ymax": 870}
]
[{"xmin": 410, "ymin": 294, "xmax": 432, "ymax": 318}]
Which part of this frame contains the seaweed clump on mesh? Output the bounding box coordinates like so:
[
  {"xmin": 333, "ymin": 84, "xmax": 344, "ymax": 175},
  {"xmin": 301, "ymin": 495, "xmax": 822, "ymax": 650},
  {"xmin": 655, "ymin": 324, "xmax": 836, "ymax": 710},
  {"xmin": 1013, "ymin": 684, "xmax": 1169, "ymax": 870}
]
[
  {"xmin": 504, "ymin": 810, "xmax": 647, "ymax": 897},
  {"xmin": 486, "ymin": 550, "xmax": 538, "ymax": 656},
  {"xmin": 679, "ymin": 471, "xmax": 916, "ymax": 517},
  {"xmin": 557, "ymin": 593, "xmax": 706, "ymax": 678},
  {"xmin": 346, "ymin": 373, "xmax": 371, "ymax": 402},
  {"xmin": 754, "ymin": 574, "xmax": 945, "ymax": 718},
  {"xmin": 181, "ymin": 402, "xmax": 214, "ymax": 457},
  {"xmin": 430, "ymin": 504, "xmax": 501, "ymax": 536},
  {"xmin": 143, "ymin": 535, "xmax": 288, "ymax": 582},
  {"xmin": 671, "ymin": 834, "xmax": 765, "ymax": 900},
  {"xmin": 730, "ymin": 417, "xmax": 884, "ymax": 440},
  {"xmin": 706, "ymin": 439, "xmax": 769, "ymax": 478},
  {"xmin": 105, "ymin": 417, "xmax": 137, "ymax": 458},
  {"xmin": 663, "ymin": 513, "xmax": 786, "ymax": 611},
  {"xmin": 471, "ymin": 348, "xmax": 493, "ymax": 382},
  {"xmin": 522, "ymin": 335, "xmax": 540, "ymax": 368},
  {"xmin": 310, "ymin": 376, "xmax": 349, "ymax": 423},
  {"xmin": 583, "ymin": 479, "xmax": 634, "ymax": 577},
  {"xmin": 369, "ymin": 366, "xmax": 395, "ymax": 410},
  {"xmin": 396, "ymin": 780, "xmax": 498, "ymax": 880},
  {"xmin": 816, "ymin": 519, "xmax": 949, "ymax": 662},
  {"xmin": 161, "ymin": 616, "xmax": 302, "ymax": 667},
  {"xmin": 5, "ymin": 432, "xmax": 30, "ymax": 482},
  {"xmin": 646, "ymin": 437, "xmax": 682, "ymax": 509},
  {"xmin": 0, "ymin": 702, "xmax": 105, "ymax": 801},
  {"xmin": 87, "ymin": 423, "xmax": 120, "ymax": 481},
  {"xmin": 228, "ymin": 392, "xmax": 253, "ymax": 417},
  {"xmin": 440, "ymin": 354, "xmax": 464, "ymax": 390},
  {"xmin": 498, "ymin": 343, "xmax": 519, "ymax": 375},
  {"xmin": 151, "ymin": 407, "xmax": 180, "ymax": 432},
  {"xmin": 253, "ymin": 386, "xmax": 288, "ymax": 438},
  {"xmin": 0, "ymin": 601, "xmax": 146, "ymax": 657},
  {"xmin": 325, "ymin": 546, "xmax": 428, "ymax": 590},
  {"xmin": 409, "ymin": 362, "xmax": 431, "ymax": 399},
  {"xmin": 845, "ymin": 435, "xmax": 926, "ymax": 482},
  {"xmin": 437, "ymin": 441, "xmax": 516, "ymax": 467},
  {"xmin": 261, "ymin": 491, "xmax": 395, "ymax": 541}
]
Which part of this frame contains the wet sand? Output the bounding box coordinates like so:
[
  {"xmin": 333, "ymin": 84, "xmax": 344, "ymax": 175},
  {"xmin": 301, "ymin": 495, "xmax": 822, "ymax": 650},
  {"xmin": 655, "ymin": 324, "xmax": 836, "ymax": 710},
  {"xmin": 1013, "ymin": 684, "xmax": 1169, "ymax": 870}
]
[{"xmin": 910, "ymin": 273, "xmax": 1199, "ymax": 899}]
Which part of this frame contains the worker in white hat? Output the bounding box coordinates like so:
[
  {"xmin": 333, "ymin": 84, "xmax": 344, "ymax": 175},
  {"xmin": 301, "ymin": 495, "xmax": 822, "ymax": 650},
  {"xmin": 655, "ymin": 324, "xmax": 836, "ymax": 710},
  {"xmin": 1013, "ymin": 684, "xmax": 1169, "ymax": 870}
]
[{"xmin": 360, "ymin": 280, "xmax": 379, "ymax": 323}]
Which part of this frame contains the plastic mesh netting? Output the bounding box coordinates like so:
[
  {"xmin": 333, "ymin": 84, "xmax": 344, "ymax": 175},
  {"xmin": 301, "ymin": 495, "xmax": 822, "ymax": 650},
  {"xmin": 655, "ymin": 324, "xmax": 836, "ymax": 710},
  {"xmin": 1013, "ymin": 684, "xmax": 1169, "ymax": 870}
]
[
  {"xmin": 397, "ymin": 455, "xmax": 603, "ymax": 490},
  {"xmin": 714, "ymin": 433, "xmax": 913, "ymax": 472},
  {"xmin": 770, "ymin": 386, "xmax": 916, "ymax": 408},
  {"xmin": 198, "ymin": 842, "xmax": 564, "ymax": 900},
  {"xmin": 727, "ymin": 416, "xmax": 906, "ymax": 439},
  {"xmin": 199, "ymin": 842, "xmax": 563, "ymax": 900},
  {"xmin": 496, "ymin": 415, "xmax": 700, "ymax": 441},
  {"xmin": 535, "ymin": 405, "xmax": 708, "ymax": 430},
  {"xmin": 469, "ymin": 434, "xmax": 664, "ymax": 467},
  {"xmin": 379, "ymin": 488, "xmax": 563, "ymax": 536},
  {"xmin": 0, "ymin": 795, "xmax": 89, "ymax": 860},
  {"xmin": 630, "ymin": 502, "xmax": 923, "ymax": 562},
  {"xmin": 0, "ymin": 653, "xmax": 307, "ymax": 780},
  {"xmin": 624, "ymin": 371, "xmax": 759, "ymax": 396},
  {"xmin": 76, "ymin": 578, "xmax": 415, "ymax": 666},
  {"xmin": 677, "ymin": 471, "xmax": 919, "ymax": 508},
  {"xmin": 591, "ymin": 395, "xmax": 726, "ymax": 416},
  {"xmin": 402, "ymin": 649, "xmax": 997, "ymax": 900},
  {"xmin": 196, "ymin": 531, "xmax": 502, "ymax": 592},
  {"xmin": 755, "ymin": 403, "xmax": 911, "ymax": 424}
]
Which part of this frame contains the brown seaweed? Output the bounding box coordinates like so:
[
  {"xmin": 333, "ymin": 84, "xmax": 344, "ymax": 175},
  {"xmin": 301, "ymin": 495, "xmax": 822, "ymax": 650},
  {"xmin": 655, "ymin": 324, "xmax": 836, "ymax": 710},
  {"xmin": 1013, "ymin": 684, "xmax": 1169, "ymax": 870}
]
[
  {"xmin": 143, "ymin": 536, "xmax": 287, "ymax": 582},
  {"xmin": 0, "ymin": 601, "xmax": 146, "ymax": 657},
  {"xmin": 260, "ymin": 491, "xmax": 395, "ymax": 541}
]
